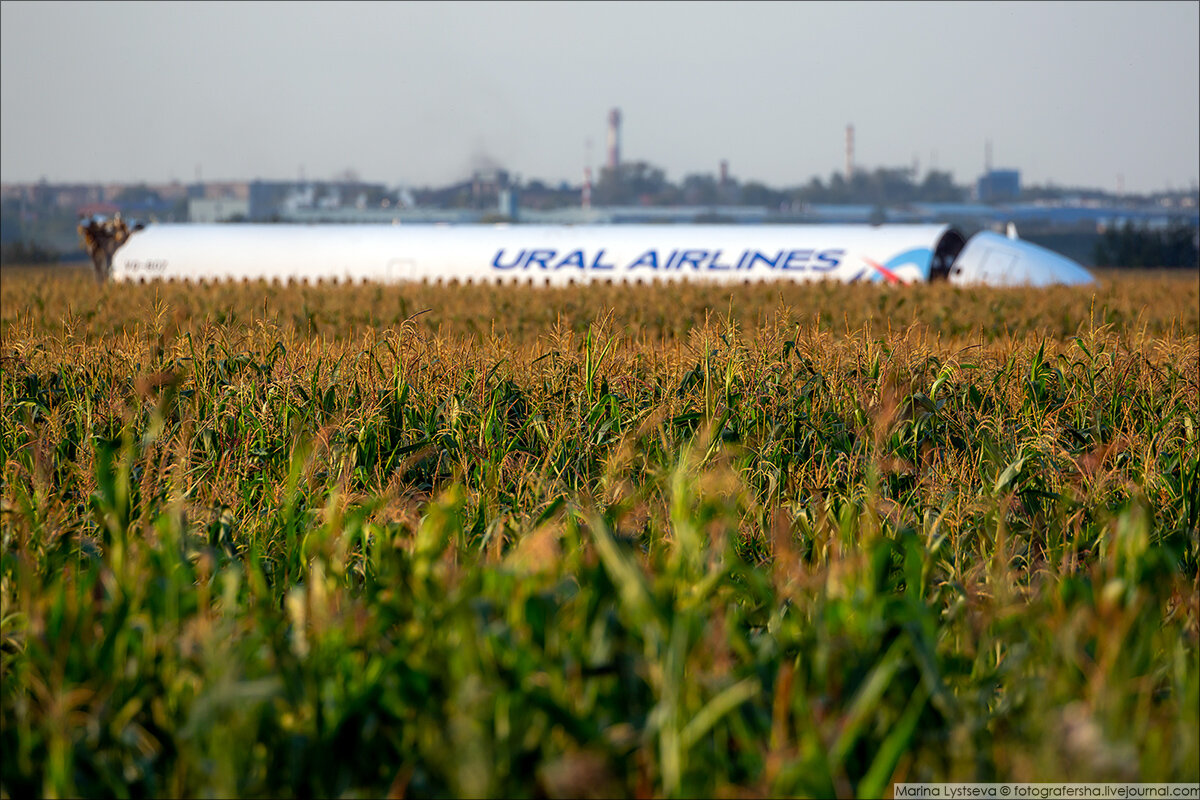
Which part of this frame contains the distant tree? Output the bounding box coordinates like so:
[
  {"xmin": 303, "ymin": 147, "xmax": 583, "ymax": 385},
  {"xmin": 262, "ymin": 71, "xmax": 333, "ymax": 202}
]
[
  {"xmin": 792, "ymin": 167, "xmax": 968, "ymax": 205},
  {"xmin": 918, "ymin": 170, "xmax": 966, "ymax": 202},
  {"xmin": 825, "ymin": 173, "xmax": 849, "ymax": 203},
  {"xmin": 594, "ymin": 162, "xmax": 670, "ymax": 206},
  {"xmin": 626, "ymin": 162, "xmax": 669, "ymax": 203},
  {"xmin": 1093, "ymin": 221, "xmax": 1199, "ymax": 268},
  {"xmin": 0, "ymin": 240, "xmax": 60, "ymax": 264},
  {"xmin": 681, "ymin": 173, "xmax": 719, "ymax": 205},
  {"xmin": 0, "ymin": 198, "xmax": 23, "ymax": 241},
  {"xmin": 740, "ymin": 181, "xmax": 784, "ymax": 208},
  {"xmin": 871, "ymin": 168, "xmax": 912, "ymax": 204}
]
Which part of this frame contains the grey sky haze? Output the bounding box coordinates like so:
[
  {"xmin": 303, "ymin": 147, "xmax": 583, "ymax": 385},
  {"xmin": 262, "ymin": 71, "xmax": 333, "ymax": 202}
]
[{"xmin": 2, "ymin": 0, "xmax": 1197, "ymax": 194}]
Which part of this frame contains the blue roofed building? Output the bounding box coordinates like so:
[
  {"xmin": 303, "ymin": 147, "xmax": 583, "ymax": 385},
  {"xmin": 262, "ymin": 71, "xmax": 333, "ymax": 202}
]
[{"xmin": 976, "ymin": 170, "xmax": 1021, "ymax": 203}]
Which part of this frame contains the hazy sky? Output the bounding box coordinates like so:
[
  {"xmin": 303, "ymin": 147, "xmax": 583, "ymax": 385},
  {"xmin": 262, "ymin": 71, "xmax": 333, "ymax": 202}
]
[{"xmin": 2, "ymin": 1, "xmax": 1198, "ymax": 193}]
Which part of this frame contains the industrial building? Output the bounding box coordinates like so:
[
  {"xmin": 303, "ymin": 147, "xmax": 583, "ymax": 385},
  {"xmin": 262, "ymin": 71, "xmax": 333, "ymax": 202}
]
[{"xmin": 977, "ymin": 170, "xmax": 1021, "ymax": 203}]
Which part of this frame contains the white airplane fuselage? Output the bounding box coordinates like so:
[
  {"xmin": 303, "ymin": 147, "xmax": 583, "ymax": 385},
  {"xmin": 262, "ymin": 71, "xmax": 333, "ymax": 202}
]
[{"xmin": 99, "ymin": 223, "xmax": 1095, "ymax": 287}]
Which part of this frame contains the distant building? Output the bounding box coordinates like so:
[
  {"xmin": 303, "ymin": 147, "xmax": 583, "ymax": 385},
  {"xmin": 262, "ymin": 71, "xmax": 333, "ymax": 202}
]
[
  {"xmin": 472, "ymin": 169, "xmax": 510, "ymax": 204},
  {"xmin": 187, "ymin": 181, "xmax": 251, "ymax": 201},
  {"xmin": 497, "ymin": 188, "xmax": 519, "ymax": 220},
  {"xmin": 77, "ymin": 202, "xmax": 120, "ymax": 218},
  {"xmin": 248, "ymin": 181, "xmax": 301, "ymax": 220},
  {"xmin": 245, "ymin": 179, "xmax": 389, "ymax": 220},
  {"xmin": 189, "ymin": 197, "xmax": 250, "ymax": 222},
  {"xmin": 152, "ymin": 181, "xmax": 190, "ymax": 201},
  {"xmin": 977, "ymin": 170, "xmax": 1020, "ymax": 203}
]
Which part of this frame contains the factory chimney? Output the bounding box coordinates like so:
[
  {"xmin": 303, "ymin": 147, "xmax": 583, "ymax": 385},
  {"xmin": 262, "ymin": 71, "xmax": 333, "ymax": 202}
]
[
  {"xmin": 719, "ymin": 159, "xmax": 729, "ymax": 185},
  {"xmin": 582, "ymin": 166, "xmax": 592, "ymax": 210},
  {"xmin": 845, "ymin": 124, "xmax": 855, "ymax": 181},
  {"xmin": 607, "ymin": 108, "xmax": 622, "ymax": 171}
]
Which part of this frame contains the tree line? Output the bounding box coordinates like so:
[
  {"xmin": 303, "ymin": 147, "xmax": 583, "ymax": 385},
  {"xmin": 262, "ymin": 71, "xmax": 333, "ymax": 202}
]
[
  {"xmin": 1092, "ymin": 221, "xmax": 1199, "ymax": 268},
  {"xmin": 590, "ymin": 164, "xmax": 967, "ymax": 208}
]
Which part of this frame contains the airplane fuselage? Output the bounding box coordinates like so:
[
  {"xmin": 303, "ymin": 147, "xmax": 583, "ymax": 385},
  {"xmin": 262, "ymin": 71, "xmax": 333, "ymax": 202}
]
[{"xmin": 87, "ymin": 221, "xmax": 1095, "ymax": 288}]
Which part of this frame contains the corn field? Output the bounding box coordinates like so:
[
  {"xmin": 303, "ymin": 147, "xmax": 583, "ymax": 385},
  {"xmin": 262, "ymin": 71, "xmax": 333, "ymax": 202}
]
[{"xmin": 2, "ymin": 266, "xmax": 1198, "ymax": 797}]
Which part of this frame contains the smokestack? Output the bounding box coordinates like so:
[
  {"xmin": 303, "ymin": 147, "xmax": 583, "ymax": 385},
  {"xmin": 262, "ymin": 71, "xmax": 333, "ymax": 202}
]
[
  {"xmin": 845, "ymin": 124, "xmax": 855, "ymax": 181},
  {"xmin": 719, "ymin": 159, "xmax": 729, "ymax": 185},
  {"xmin": 583, "ymin": 166, "xmax": 592, "ymax": 210},
  {"xmin": 607, "ymin": 108, "xmax": 622, "ymax": 170}
]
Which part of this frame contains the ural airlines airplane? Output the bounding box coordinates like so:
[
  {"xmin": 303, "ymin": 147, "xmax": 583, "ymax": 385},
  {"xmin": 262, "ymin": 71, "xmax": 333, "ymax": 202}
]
[{"xmin": 79, "ymin": 218, "xmax": 1095, "ymax": 287}]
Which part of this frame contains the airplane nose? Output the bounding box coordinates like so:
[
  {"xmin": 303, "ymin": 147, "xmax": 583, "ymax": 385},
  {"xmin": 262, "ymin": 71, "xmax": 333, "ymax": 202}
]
[{"xmin": 949, "ymin": 231, "xmax": 1095, "ymax": 287}]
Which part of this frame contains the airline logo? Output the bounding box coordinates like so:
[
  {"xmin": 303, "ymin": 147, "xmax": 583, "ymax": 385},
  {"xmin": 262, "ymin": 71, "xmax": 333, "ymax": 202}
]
[
  {"xmin": 491, "ymin": 248, "xmax": 846, "ymax": 272},
  {"xmin": 847, "ymin": 247, "xmax": 932, "ymax": 284}
]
